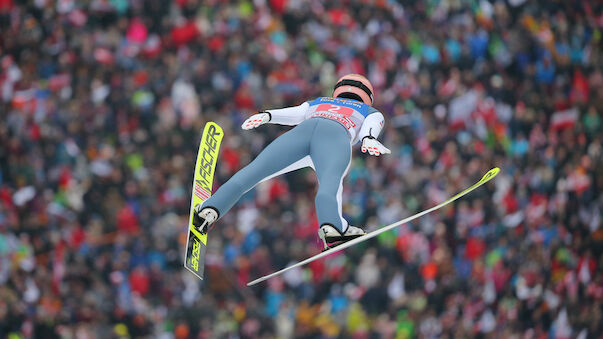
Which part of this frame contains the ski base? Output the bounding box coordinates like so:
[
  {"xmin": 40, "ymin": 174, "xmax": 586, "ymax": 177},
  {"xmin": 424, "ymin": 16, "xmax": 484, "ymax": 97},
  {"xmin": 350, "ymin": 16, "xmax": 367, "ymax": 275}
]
[
  {"xmin": 247, "ymin": 167, "xmax": 500, "ymax": 286},
  {"xmin": 184, "ymin": 122, "xmax": 223, "ymax": 280},
  {"xmin": 185, "ymin": 228, "xmax": 208, "ymax": 280},
  {"xmin": 322, "ymin": 235, "xmax": 366, "ymax": 252}
]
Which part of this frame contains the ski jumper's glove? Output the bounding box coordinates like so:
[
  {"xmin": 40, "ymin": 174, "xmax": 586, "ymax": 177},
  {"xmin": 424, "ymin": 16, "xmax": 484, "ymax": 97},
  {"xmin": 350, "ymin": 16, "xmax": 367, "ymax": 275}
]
[
  {"xmin": 361, "ymin": 136, "xmax": 391, "ymax": 156},
  {"xmin": 242, "ymin": 112, "xmax": 271, "ymax": 130}
]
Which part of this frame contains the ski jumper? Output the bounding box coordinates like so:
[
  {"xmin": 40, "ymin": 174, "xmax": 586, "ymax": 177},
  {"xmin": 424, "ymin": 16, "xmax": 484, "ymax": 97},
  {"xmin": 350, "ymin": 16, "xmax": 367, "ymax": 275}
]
[{"xmin": 202, "ymin": 97, "xmax": 385, "ymax": 232}]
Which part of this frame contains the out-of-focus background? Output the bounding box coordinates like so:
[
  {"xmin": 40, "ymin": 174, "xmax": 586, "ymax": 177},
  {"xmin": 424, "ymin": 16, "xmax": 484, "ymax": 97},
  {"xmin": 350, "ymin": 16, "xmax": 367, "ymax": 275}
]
[{"xmin": 1, "ymin": 0, "xmax": 601, "ymax": 338}]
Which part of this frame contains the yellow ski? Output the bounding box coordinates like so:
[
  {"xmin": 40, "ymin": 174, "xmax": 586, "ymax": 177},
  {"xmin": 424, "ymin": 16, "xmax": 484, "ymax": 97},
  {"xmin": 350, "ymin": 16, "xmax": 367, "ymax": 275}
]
[
  {"xmin": 184, "ymin": 122, "xmax": 223, "ymax": 280},
  {"xmin": 247, "ymin": 167, "xmax": 500, "ymax": 286}
]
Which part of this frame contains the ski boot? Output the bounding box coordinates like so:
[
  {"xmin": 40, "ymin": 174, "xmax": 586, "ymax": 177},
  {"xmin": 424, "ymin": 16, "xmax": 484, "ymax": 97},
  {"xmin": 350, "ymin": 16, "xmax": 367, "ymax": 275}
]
[
  {"xmin": 192, "ymin": 205, "xmax": 218, "ymax": 234},
  {"xmin": 318, "ymin": 223, "xmax": 366, "ymax": 251}
]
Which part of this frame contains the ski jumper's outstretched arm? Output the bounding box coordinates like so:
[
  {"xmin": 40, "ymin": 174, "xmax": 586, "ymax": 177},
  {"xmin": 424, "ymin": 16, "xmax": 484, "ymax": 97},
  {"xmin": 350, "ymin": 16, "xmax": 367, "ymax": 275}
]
[
  {"xmin": 265, "ymin": 102, "xmax": 310, "ymax": 125},
  {"xmin": 242, "ymin": 102, "xmax": 309, "ymax": 129}
]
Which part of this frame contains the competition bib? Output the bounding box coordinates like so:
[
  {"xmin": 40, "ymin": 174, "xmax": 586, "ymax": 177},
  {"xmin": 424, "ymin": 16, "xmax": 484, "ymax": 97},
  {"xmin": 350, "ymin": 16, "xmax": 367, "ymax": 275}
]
[{"xmin": 307, "ymin": 97, "xmax": 370, "ymax": 130}]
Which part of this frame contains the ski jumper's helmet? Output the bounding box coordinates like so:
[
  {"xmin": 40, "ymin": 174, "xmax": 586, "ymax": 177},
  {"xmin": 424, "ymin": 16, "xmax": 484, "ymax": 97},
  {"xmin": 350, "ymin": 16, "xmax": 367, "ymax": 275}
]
[{"xmin": 333, "ymin": 74, "xmax": 374, "ymax": 105}]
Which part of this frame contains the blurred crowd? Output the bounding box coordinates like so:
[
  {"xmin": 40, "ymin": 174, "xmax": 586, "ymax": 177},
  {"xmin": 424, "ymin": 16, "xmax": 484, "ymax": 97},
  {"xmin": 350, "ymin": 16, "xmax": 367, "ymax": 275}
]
[{"xmin": 1, "ymin": 0, "xmax": 602, "ymax": 338}]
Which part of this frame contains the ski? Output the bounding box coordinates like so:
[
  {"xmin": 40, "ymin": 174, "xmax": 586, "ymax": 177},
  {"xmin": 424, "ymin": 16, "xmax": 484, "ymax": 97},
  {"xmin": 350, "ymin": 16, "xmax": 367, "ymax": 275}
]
[
  {"xmin": 247, "ymin": 167, "xmax": 500, "ymax": 286},
  {"xmin": 184, "ymin": 122, "xmax": 224, "ymax": 280}
]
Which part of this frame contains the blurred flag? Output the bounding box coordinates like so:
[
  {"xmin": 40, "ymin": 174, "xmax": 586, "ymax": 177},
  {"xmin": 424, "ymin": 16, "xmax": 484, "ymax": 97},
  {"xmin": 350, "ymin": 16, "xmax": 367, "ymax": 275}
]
[
  {"xmin": 12, "ymin": 88, "xmax": 36, "ymax": 112},
  {"xmin": 48, "ymin": 73, "xmax": 71, "ymax": 91},
  {"xmin": 94, "ymin": 47, "xmax": 115, "ymax": 65},
  {"xmin": 551, "ymin": 107, "xmax": 578, "ymax": 131}
]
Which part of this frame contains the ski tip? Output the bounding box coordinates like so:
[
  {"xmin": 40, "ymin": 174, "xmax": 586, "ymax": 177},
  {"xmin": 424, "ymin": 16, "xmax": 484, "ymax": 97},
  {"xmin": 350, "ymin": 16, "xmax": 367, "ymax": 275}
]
[
  {"xmin": 247, "ymin": 279, "xmax": 261, "ymax": 287},
  {"xmin": 481, "ymin": 167, "xmax": 500, "ymax": 182}
]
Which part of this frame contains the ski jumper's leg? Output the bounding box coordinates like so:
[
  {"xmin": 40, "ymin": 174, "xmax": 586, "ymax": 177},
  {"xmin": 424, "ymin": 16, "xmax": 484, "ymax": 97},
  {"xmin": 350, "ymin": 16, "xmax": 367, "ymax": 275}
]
[
  {"xmin": 310, "ymin": 118, "xmax": 352, "ymax": 233},
  {"xmin": 202, "ymin": 119, "xmax": 317, "ymax": 218}
]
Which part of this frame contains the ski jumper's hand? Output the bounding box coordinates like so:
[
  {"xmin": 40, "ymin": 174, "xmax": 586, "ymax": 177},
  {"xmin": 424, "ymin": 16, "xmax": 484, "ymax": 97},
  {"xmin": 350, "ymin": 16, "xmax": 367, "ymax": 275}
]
[
  {"xmin": 242, "ymin": 112, "xmax": 271, "ymax": 130},
  {"xmin": 361, "ymin": 136, "xmax": 391, "ymax": 156}
]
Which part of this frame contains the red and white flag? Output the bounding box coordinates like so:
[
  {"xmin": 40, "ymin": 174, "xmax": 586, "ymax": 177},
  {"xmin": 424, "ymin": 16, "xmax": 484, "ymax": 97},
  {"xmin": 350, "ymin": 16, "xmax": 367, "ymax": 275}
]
[
  {"xmin": 49, "ymin": 73, "xmax": 71, "ymax": 91},
  {"xmin": 94, "ymin": 47, "xmax": 115, "ymax": 65},
  {"xmin": 551, "ymin": 107, "xmax": 578, "ymax": 131}
]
